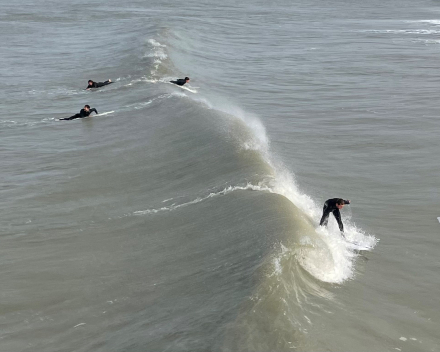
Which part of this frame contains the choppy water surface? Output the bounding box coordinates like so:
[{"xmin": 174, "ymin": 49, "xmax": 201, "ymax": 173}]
[{"xmin": 1, "ymin": 0, "xmax": 439, "ymax": 351}]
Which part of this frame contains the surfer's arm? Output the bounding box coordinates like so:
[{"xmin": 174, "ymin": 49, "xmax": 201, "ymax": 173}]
[
  {"xmin": 344, "ymin": 199, "xmax": 351, "ymax": 205},
  {"xmin": 90, "ymin": 108, "xmax": 98, "ymax": 115}
]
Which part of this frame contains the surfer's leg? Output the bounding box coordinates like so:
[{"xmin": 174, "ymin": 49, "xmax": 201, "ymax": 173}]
[
  {"xmin": 319, "ymin": 204, "xmax": 330, "ymax": 227},
  {"xmin": 60, "ymin": 114, "xmax": 80, "ymax": 121},
  {"xmin": 94, "ymin": 81, "xmax": 112, "ymax": 88},
  {"xmin": 332, "ymin": 209, "xmax": 344, "ymax": 233}
]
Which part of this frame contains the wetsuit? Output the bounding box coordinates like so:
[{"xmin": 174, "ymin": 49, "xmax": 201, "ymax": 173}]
[
  {"xmin": 170, "ymin": 79, "xmax": 187, "ymax": 86},
  {"xmin": 319, "ymin": 198, "xmax": 350, "ymax": 232},
  {"xmin": 86, "ymin": 80, "xmax": 112, "ymax": 89},
  {"xmin": 60, "ymin": 108, "xmax": 98, "ymax": 120}
]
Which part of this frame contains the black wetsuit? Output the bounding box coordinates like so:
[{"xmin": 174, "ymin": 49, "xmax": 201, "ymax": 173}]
[
  {"xmin": 60, "ymin": 108, "xmax": 98, "ymax": 120},
  {"xmin": 170, "ymin": 79, "xmax": 187, "ymax": 86},
  {"xmin": 319, "ymin": 198, "xmax": 350, "ymax": 232},
  {"xmin": 86, "ymin": 80, "xmax": 112, "ymax": 89}
]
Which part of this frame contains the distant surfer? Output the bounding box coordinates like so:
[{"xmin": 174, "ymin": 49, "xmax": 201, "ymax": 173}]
[
  {"xmin": 86, "ymin": 79, "xmax": 112, "ymax": 90},
  {"xmin": 319, "ymin": 198, "xmax": 351, "ymax": 235},
  {"xmin": 59, "ymin": 105, "xmax": 98, "ymax": 120},
  {"xmin": 170, "ymin": 77, "xmax": 190, "ymax": 86}
]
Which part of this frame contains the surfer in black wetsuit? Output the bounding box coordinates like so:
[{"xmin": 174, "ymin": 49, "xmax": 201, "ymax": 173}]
[
  {"xmin": 59, "ymin": 105, "xmax": 98, "ymax": 120},
  {"xmin": 319, "ymin": 198, "xmax": 351, "ymax": 235},
  {"xmin": 86, "ymin": 79, "xmax": 112, "ymax": 90},
  {"xmin": 170, "ymin": 77, "xmax": 190, "ymax": 86}
]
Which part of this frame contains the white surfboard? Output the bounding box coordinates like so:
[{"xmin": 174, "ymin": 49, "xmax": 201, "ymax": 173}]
[
  {"xmin": 167, "ymin": 81, "xmax": 197, "ymax": 93},
  {"xmin": 178, "ymin": 85, "xmax": 197, "ymax": 94},
  {"xmin": 58, "ymin": 111, "xmax": 115, "ymax": 121},
  {"xmin": 345, "ymin": 240, "xmax": 372, "ymax": 251},
  {"xmin": 95, "ymin": 110, "xmax": 115, "ymax": 116}
]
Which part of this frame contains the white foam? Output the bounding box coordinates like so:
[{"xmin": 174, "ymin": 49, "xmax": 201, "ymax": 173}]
[
  {"xmin": 120, "ymin": 93, "xmax": 174, "ymax": 112},
  {"xmin": 269, "ymin": 244, "xmax": 289, "ymax": 277},
  {"xmin": 133, "ymin": 183, "xmax": 271, "ymax": 216},
  {"xmin": 204, "ymin": 103, "xmax": 270, "ymax": 155},
  {"xmin": 297, "ymin": 227, "xmax": 357, "ymax": 283},
  {"xmin": 178, "ymin": 85, "xmax": 197, "ymax": 94},
  {"xmin": 144, "ymin": 51, "xmax": 168, "ymax": 60},
  {"xmin": 364, "ymin": 29, "xmax": 440, "ymax": 35},
  {"xmin": 148, "ymin": 38, "xmax": 166, "ymax": 47},
  {"xmin": 146, "ymin": 38, "xmax": 168, "ymax": 76},
  {"xmin": 133, "ymin": 102, "xmax": 152, "ymax": 110},
  {"xmin": 124, "ymin": 76, "xmax": 156, "ymax": 87},
  {"xmin": 408, "ymin": 20, "xmax": 440, "ymax": 25},
  {"xmin": 169, "ymin": 91, "xmax": 187, "ymax": 98},
  {"xmin": 28, "ymin": 87, "xmax": 82, "ymax": 96}
]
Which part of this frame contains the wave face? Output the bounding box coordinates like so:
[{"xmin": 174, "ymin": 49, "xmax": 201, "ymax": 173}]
[{"xmin": 3, "ymin": 0, "xmax": 440, "ymax": 351}]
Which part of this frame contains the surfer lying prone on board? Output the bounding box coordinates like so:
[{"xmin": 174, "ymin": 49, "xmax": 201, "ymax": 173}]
[
  {"xmin": 319, "ymin": 198, "xmax": 351, "ymax": 236},
  {"xmin": 86, "ymin": 79, "xmax": 112, "ymax": 90},
  {"xmin": 59, "ymin": 105, "xmax": 98, "ymax": 120},
  {"xmin": 170, "ymin": 77, "xmax": 190, "ymax": 86}
]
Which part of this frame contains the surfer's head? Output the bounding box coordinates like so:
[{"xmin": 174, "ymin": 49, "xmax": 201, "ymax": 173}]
[
  {"xmin": 185, "ymin": 77, "xmax": 190, "ymax": 82},
  {"xmin": 336, "ymin": 198, "xmax": 345, "ymax": 209},
  {"xmin": 87, "ymin": 80, "xmax": 94, "ymax": 86},
  {"xmin": 84, "ymin": 105, "xmax": 90, "ymax": 111}
]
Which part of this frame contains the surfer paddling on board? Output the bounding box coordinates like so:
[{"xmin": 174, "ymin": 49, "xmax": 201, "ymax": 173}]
[
  {"xmin": 86, "ymin": 79, "xmax": 112, "ymax": 90},
  {"xmin": 170, "ymin": 77, "xmax": 190, "ymax": 86},
  {"xmin": 59, "ymin": 105, "xmax": 98, "ymax": 120},
  {"xmin": 319, "ymin": 198, "xmax": 351, "ymax": 236}
]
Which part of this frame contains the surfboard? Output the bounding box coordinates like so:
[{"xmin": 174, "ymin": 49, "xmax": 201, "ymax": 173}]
[
  {"xmin": 345, "ymin": 240, "xmax": 372, "ymax": 251},
  {"xmin": 167, "ymin": 81, "xmax": 197, "ymax": 93},
  {"xmin": 178, "ymin": 85, "xmax": 197, "ymax": 94},
  {"xmin": 94, "ymin": 111, "xmax": 114, "ymax": 116},
  {"xmin": 57, "ymin": 111, "xmax": 114, "ymax": 121}
]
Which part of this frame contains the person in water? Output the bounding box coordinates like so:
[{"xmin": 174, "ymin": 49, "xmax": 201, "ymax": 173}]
[
  {"xmin": 60, "ymin": 105, "xmax": 98, "ymax": 120},
  {"xmin": 86, "ymin": 79, "xmax": 112, "ymax": 90},
  {"xmin": 170, "ymin": 77, "xmax": 190, "ymax": 86},
  {"xmin": 319, "ymin": 198, "xmax": 351, "ymax": 234}
]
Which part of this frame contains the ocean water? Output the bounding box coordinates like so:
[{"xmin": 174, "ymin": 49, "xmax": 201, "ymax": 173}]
[{"xmin": 1, "ymin": 0, "xmax": 439, "ymax": 351}]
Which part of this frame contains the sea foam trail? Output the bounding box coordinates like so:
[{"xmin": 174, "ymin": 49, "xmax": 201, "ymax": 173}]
[
  {"xmin": 133, "ymin": 183, "xmax": 271, "ymax": 216},
  {"xmin": 146, "ymin": 38, "xmax": 168, "ymax": 76}
]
